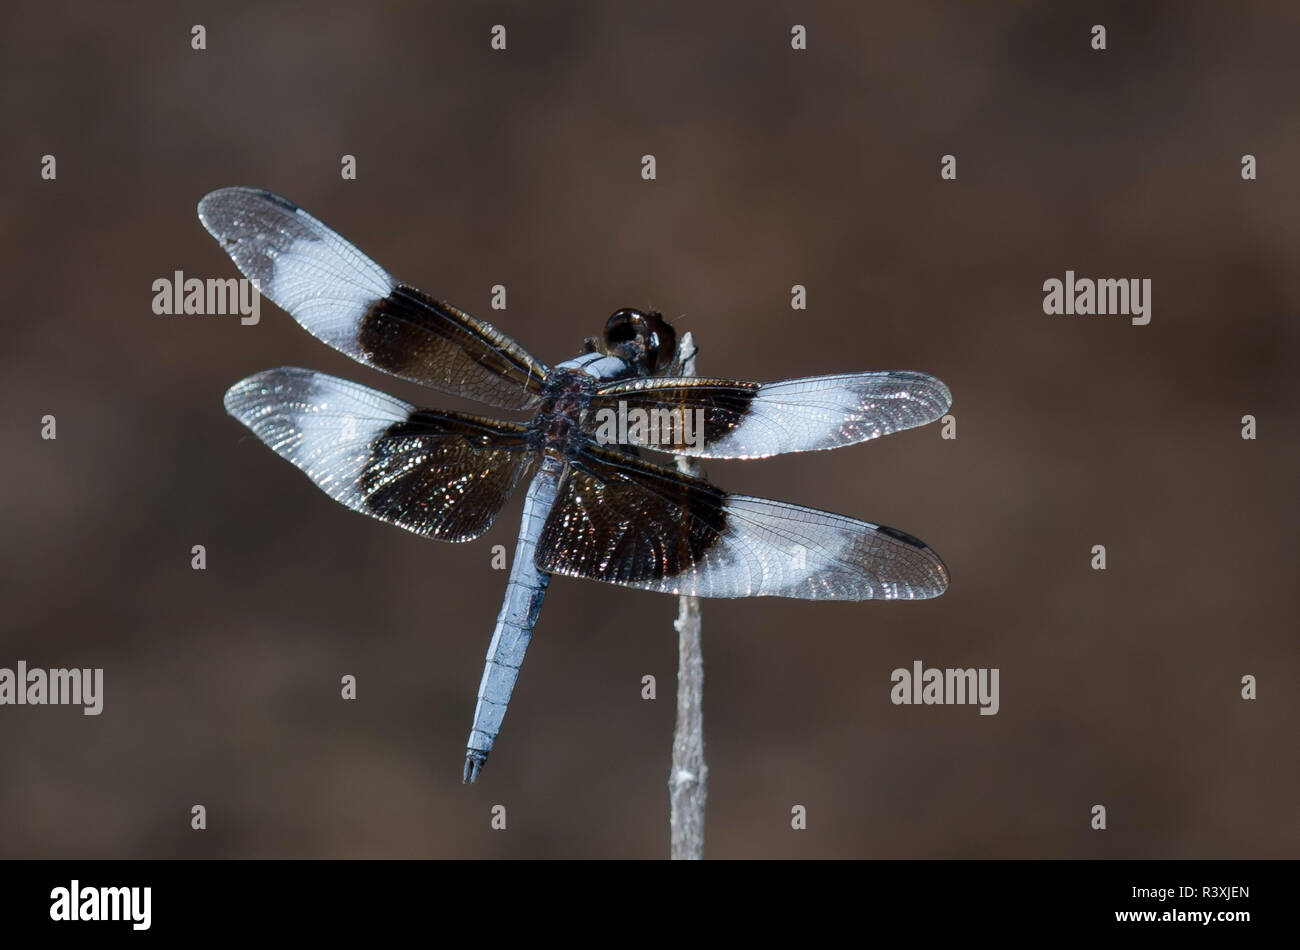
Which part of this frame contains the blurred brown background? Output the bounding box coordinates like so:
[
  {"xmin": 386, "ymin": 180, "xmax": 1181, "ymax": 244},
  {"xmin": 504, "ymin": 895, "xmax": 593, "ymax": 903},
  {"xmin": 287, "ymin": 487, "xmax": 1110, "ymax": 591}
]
[{"xmin": 1, "ymin": 1, "xmax": 1296, "ymax": 858}]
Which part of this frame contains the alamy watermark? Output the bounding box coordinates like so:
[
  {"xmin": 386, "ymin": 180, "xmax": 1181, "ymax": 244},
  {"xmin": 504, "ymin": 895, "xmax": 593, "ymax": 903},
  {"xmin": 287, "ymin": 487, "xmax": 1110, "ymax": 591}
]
[
  {"xmin": 1043, "ymin": 271, "xmax": 1151, "ymax": 325},
  {"xmin": 0, "ymin": 661, "xmax": 103, "ymax": 715},
  {"xmin": 592, "ymin": 400, "xmax": 706, "ymax": 451},
  {"xmin": 152, "ymin": 270, "xmax": 260, "ymax": 324},
  {"xmin": 50, "ymin": 880, "xmax": 150, "ymax": 931},
  {"xmin": 891, "ymin": 660, "xmax": 999, "ymax": 715}
]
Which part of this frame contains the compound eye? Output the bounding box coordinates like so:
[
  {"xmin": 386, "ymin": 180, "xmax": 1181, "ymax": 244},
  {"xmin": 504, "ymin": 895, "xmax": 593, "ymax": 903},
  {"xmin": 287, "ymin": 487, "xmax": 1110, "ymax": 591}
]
[
  {"xmin": 603, "ymin": 309, "xmax": 676, "ymax": 373},
  {"xmin": 604, "ymin": 309, "xmax": 643, "ymax": 345},
  {"xmin": 642, "ymin": 312, "xmax": 678, "ymax": 373}
]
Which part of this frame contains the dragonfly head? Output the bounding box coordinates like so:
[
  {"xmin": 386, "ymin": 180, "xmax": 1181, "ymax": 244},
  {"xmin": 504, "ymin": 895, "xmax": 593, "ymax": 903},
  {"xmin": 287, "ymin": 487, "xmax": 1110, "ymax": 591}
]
[{"xmin": 602, "ymin": 308, "xmax": 677, "ymax": 376}]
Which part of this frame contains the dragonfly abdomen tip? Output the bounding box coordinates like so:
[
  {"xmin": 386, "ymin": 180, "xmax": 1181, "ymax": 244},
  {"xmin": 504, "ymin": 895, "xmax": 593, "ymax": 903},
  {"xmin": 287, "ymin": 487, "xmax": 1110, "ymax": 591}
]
[{"xmin": 463, "ymin": 751, "xmax": 488, "ymax": 784}]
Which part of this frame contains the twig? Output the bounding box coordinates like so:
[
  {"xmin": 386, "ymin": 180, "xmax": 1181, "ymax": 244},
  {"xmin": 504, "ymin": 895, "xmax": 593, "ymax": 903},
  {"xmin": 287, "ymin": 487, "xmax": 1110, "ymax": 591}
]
[{"xmin": 669, "ymin": 331, "xmax": 707, "ymax": 860}]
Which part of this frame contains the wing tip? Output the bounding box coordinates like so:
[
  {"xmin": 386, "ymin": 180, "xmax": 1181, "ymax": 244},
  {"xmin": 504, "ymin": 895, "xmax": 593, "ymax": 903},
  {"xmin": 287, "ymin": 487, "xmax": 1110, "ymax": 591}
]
[
  {"xmin": 198, "ymin": 185, "xmax": 296, "ymax": 212},
  {"xmin": 868, "ymin": 523, "xmax": 950, "ymax": 599},
  {"xmin": 918, "ymin": 559, "xmax": 950, "ymax": 599},
  {"xmin": 926, "ymin": 374, "xmax": 953, "ymax": 417},
  {"xmin": 197, "ymin": 187, "xmax": 303, "ymax": 240},
  {"xmin": 222, "ymin": 375, "xmax": 258, "ymax": 417},
  {"xmin": 893, "ymin": 370, "xmax": 952, "ymax": 418},
  {"xmin": 222, "ymin": 366, "xmax": 318, "ymax": 419}
]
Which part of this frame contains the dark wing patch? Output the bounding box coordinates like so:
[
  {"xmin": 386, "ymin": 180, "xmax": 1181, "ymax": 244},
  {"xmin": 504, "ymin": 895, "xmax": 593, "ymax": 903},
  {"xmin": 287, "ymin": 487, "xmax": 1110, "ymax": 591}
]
[
  {"xmin": 536, "ymin": 444, "xmax": 947, "ymax": 600},
  {"xmin": 199, "ymin": 187, "xmax": 549, "ymax": 410},
  {"xmin": 355, "ymin": 283, "xmax": 550, "ymax": 411},
  {"xmin": 224, "ymin": 367, "xmax": 531, "ymax": 541}
]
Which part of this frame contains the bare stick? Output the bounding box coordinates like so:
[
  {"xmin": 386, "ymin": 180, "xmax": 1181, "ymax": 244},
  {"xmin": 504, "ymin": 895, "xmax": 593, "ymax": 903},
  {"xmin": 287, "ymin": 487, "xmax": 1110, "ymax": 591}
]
[{"xmin": 669, "ymin": 331, "xmax": 707, "ymax": 860}]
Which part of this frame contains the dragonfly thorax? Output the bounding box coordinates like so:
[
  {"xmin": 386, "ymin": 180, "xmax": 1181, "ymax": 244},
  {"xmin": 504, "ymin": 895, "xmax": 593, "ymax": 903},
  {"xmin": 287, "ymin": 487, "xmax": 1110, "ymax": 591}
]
[{"xmin": 528, "ymin": 367, "xmax": 602, "ymax": 458}]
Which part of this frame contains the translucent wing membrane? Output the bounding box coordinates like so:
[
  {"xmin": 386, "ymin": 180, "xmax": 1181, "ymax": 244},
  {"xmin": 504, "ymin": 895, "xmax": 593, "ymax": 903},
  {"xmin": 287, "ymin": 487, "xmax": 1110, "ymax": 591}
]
[
  {"xmin": 536, "ymin": 444, "xmax": 948, "ymax": 600},
  {"xmin": 588, "ymin": 371, "xmax": 951, "ymax": 458},
  {"xmin": 224, "ymin": 368, "xmax": 531, "ymax": 541},
  {"xmin": 199, "ymin": 187, "xmax": 550, "ymax": 410}
]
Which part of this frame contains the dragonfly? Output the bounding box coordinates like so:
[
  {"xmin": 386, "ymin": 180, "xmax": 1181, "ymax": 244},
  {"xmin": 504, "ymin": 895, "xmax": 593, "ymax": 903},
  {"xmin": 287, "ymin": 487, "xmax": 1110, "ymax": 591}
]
[{"xmin": 200, "ymin": 187, "xmax": 952, "ymax": 783}]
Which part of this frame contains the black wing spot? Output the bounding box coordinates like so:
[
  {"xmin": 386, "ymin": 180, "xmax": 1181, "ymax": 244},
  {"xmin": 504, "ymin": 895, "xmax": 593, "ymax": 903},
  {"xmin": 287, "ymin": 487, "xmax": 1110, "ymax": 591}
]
[
  {"xmin": 259, "ymin": 190, "xmax": 300, "ymax": 212},
  {"xmin": 874, "ymin": 523, "xmax": 930, "ymax": 550}
]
